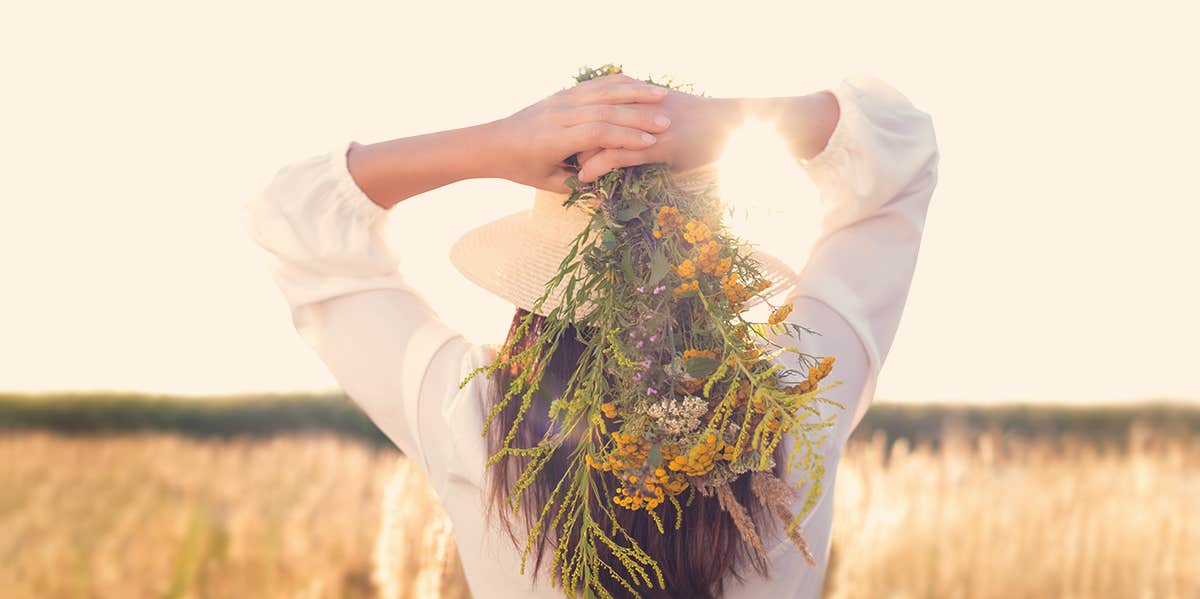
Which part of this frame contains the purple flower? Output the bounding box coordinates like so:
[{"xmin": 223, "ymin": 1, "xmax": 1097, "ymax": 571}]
[
  {"xmin": 642, "ymin": 359, "xmax": 651, "ymax": 367},
  {"xmin": 636, "ymin": 286, "xmax": 645, "ymax": 293},
  {"xmin": 634, "ymin": 372, "xmax": 642, "ymax": 381},
  {"xmin": 652, "ymin": 285, "xmax": 665, "ymax": 295},
  {"xmin": 635, "ymin": 340, "xmax": 643, "ymax": 348},
  {"xmin": 646, "ymin": 387, "xmax": 658, "ymax": 396},
  {"xmin": 648, "ymin": 335, "xmax": 657, "ymax": 342}
]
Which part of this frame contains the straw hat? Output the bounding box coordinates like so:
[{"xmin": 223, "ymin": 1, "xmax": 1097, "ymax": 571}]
[{"xmin": 449, "ymin": 162, "xmax": 802, "ymax": 322}]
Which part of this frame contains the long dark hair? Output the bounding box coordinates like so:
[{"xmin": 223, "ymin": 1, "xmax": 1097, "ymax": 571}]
[{"xmin": 483, "ymin": 306, "xmax": 789, "ymax": 599}]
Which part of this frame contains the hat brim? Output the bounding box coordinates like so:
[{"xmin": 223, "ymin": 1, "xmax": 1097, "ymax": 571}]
[{"xmin": 449, "ymin": 208, "xmax": 802, "ymax": 323}]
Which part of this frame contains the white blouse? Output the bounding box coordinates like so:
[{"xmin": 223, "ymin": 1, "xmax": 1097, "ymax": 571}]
[{"xmin": 245, "ymin": 74, "xmax": 939, "ymax": 599}]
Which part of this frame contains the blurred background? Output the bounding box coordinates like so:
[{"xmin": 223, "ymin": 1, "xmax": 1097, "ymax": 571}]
[{"xmin": 1, "ymin": 0, "xmax": 1196, "ymax": 597}]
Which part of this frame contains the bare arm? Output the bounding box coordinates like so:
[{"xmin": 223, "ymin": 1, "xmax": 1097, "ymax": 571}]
[
  {"xmin": 345, "ymin": 73, "xmax": 678, "ymax": 209},
  {"xmin": 346, "ymin": 122, "xmax": 504, "ymax": 210}
]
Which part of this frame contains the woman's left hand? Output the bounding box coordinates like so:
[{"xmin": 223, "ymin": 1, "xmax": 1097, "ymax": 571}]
[{"xmin": 573, "ymin": 89, "xmax": 740, "ymax": 184}]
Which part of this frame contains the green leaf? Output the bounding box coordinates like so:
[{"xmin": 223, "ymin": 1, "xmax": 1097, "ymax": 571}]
[
  {"xmin": 647, "ymin": 444, "xmax": 663, "ymax": 468},
  {"xmin": 614, "ymin": 203, "xmax": 647, "ymax": 222},
  {"xmin": 648, "ymin": 247, "xmax": 668, "ymax": 286},
  {"xmin": 684, "ymin": 356, "xmax": 719, "ymax": 379},
  {"xmin": 620, "ymin": 249, "xmax": 635, "ymax": 283},
  {"xmin": 601, "ymin": 229, "xmax": 616, "ymax": 250}
]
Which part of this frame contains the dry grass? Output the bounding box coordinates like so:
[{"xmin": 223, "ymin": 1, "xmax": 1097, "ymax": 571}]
[
  {"xmin": 1, "ymin": 426, "xmax": 1197, "ymax": 598},
  {"xmin": 821, "ymin": 424, "xmax": 1200, "ymax": 598},
  {"xmin": 0, "ymin": 433, "xmax": 394, "ymax": 598}
]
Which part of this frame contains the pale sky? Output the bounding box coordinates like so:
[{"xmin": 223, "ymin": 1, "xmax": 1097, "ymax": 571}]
[{"xmin": 1, "ymin": 1, "xmax": 1196, "ymax": 404}]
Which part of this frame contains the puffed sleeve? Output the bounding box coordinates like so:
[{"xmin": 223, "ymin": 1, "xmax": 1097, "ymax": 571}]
[
  {"xmin": 758, "ymin": 75, "xmax": 939, "ymax": 549},
  {"xmin": 244, "ymin": 141, "xmax": 470, "ymax": 473},
  {"xmin": 784, "ymin": 74, "xmax": 940, "ymax": 438}
]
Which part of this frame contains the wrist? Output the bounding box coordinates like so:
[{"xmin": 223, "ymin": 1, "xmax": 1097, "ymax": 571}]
[
  {"xmin": 725, "ymin": 92, "xmax": 839, "ymax": 162},
  {"xmin": 471, "ymin": 118, "xmax": 514, "ymax": 181}
]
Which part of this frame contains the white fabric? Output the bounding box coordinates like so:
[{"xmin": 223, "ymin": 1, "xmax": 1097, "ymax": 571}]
[{"xmin": 245, "ymin": 73, "xmax": 939, "ymax": 599}]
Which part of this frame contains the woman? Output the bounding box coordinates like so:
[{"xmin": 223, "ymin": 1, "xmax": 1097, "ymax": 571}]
[{"xmin": 246, "ymin": 72, "xmax": 939, "ymax": 598}]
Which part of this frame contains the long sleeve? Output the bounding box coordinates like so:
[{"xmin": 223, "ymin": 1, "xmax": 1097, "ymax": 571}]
[
  {"xmin": 244, "ymin": 142, "xmax": 470, "ymax": 473},
  {"xmin": 753, "ymin": 75, "xmax": 939, "ymax": 564},
  {"xmin": 783, "ymin": 74, "xmax": 940, "ymax": 439}
]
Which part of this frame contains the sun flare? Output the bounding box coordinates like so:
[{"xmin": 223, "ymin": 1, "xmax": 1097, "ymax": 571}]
[{"xmin": 715, "ymin": 117, "xmax": 824, "ymax": 274}]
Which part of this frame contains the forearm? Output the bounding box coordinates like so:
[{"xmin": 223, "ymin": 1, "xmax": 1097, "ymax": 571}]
[
  {"xmin": 721, "ymin": 90, "xmax": 841, "ymax": 164},
  {"xmin": 346, "ymin": 120, "xmax": 507, "ymax": 210}
]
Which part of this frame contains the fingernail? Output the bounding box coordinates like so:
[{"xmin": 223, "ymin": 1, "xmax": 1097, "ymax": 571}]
[
  {"xmin": 642, "ymin": 132, "xmax": 657, "ymax": 144},
  {"xmin": 654, "ymin": 115, "xmax": 671, "ymax": 128}
]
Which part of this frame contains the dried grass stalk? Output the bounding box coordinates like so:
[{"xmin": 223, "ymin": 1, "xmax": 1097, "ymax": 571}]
[{"xmin": 750, "ymin": 471, "xmax": 817, "ymax": 566}]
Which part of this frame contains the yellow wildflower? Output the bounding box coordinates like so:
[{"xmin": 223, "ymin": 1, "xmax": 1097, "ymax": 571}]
[
  {"xmin": 721, "ymin": 272, "xmax": 753, "ymax": 306},
  {"xmin": 672, "ymin": 279, "xmax": 699, "ymax": 297},
  {"xmin": 675, "ymin": 258, "xmax": 696, "ymax": 279},
  {"xmin": 683, "ymin": 219, "xmax": 712, "ymax": 244},
  {"xmin": 768, "ymin": 302, "xmax": 794, "ymax": 325},
  {"xmin": 694, "ymin": 240, "xmax": 730, "ymax": 276},
  {"xmin": 654, "ymin": 205, "xmax": 684, "ymax": 239}
]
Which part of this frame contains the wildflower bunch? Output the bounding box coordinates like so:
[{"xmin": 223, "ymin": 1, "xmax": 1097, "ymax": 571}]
[{"xmin": 459, "ymin": 63, "xmax": 844, "ymax": 599}]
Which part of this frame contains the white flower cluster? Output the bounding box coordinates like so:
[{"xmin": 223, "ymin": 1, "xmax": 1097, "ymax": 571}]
[{"xmin": 643, "ymin": 394, "xmax": 709, "ymax": 436}]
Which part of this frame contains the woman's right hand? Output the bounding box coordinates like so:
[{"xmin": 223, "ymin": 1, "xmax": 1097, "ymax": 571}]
[{"xmin": 488, "ymin": 73, "xmax": 674, "ymax": 193}]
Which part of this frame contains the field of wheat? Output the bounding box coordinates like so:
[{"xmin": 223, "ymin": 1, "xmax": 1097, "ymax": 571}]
[{"xmin": 0, "ymin": 426, "xmax": 1196, "ymax": 599}]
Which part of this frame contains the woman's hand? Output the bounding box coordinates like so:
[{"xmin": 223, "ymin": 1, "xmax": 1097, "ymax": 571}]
[
  {"xmin": 573, "ymin": 89, "xmax": 741, "ymax": 184},
  {"xmin": 489, "ymin": 73, "xmax": 675, "ymax": 193}
]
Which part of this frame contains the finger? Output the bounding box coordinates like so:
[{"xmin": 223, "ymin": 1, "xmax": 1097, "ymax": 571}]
[
  {"xmin": 544, "ymin": 166, "xmax": 578, "ymax": 194},
  {"xmin": 550, "ymin": 73, "xmax": 628, "ymax": 104},
  {"xmin": 574, "ymin": 147, "xmax": 602, "ymax": 167},
  {"xmin": 569, "ymin": 82, "xmax": 668, "ymax": 106},
  {"xmin": 571, "ymin": 72, "xmax": 637, "ymax": 91},
  {"xmin": 577, "ymin": 148, "xmax": 652, "ymax": 184},
  {"xmin": 557, "ymin": 122, "xmax": 658, "ymax": 158},
  {"xmin": 560, "ymin": 103, "xmax": 671, "ymax": 133}
]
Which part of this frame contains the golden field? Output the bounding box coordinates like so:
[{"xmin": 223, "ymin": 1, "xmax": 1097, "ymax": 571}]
[{"xmin": 0, "ymin": 425, "xmax": 1196, "ymax": 599}]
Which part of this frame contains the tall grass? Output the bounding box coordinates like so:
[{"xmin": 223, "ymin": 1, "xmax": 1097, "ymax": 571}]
[
  {"xmin": 0, "ymin": 433, "xmax": 392, "ymax": 598},
  {"xmin": 1, "ymin": 416, "xmax": 1196, "ymax": 597}
]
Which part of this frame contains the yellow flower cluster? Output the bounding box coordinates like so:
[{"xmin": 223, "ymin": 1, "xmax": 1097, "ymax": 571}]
[
  {"xmin": 807, "ymin": 356, "xmax": 836, "ymax": 386},
  {"xmin": 667, "ymin": 431, "xmax": 723, "ymax": 477},
  {"xmin": 587, "ymin": 432, "xmax": 690, "ymax": 511},
  {"xmin": 682, "ymin": 219, "xmax": 712, "ymax": 244},
  {"xmin": 682, "ymin": 348, "xmax": 717, "ymax": 363},
  {"xmin": 717, "ymin": 273, "xmax": 773, "ymax": 312},
  {"xmin": 694, "ymin": 240, "xmax": 731, "ymax": 276},
  {"xmin": 587, "ymin": 431, "xmax": 649, "ymax": 473},
  {"xmin": 652, "ymin": 205, "xmax": 684, "ymax": 239},
  {"xmin": 767, "ymin": 302, "xmax": 794, "ymax": 325},
  {"xmin": 600, "ymin": 402, "xmax": 617, "ymax": 419},
  {"xmin": 613, "ymin": 464, "xmax": 689, "ymax": 510},
  {"xmin": 669, "ymin": 253, "xmax": 703, "ymax": 297},
  {"xmin": 720, "ymin": 273, "xmax": 755, "ymax": 308},
  {"xmin": 672, "ymin": 279, "xmax": 698, "ymax": 297},
  {"xmin": 672, "ymin": 258, "xmax": 697, "ymax": 279},
  {"xmin": 778, "ymin": 356, "xmax": 837, "ymax": 398}
]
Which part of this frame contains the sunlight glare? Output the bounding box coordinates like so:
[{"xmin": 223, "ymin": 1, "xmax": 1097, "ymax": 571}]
[{"xmin": 716, "ymin": 117, "xmax": 824, "ymax": 274}]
